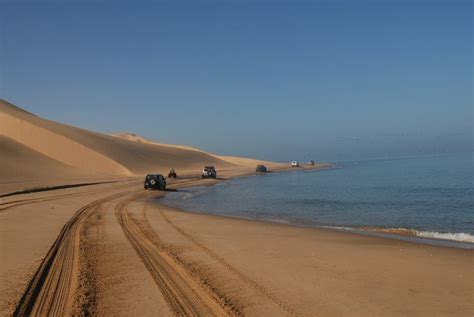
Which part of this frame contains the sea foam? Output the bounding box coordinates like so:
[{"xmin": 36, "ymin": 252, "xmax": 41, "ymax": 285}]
[
  {"xmin": 380, "ymin": 228, "xmax": 474, "ymax": 243},
  {"xmin": 415, "ymin": 231, "xmax": 474, "ymax": 243},
  {"xmin": 324, "ymin": 226, "xmax": 474, "ymax": 244}
]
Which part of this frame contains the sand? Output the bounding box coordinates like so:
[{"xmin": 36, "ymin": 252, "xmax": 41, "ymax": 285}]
[
  {"xmin": 0, "ymin": 99, "xmax": 239, "ymax": 178},
  {"xmin": 147, "ymin": 204, "xmax": 473, "ymax": 316},
  {"xmin": 1, "ymin": 99, "xmax": 472, "ymax": 316}
]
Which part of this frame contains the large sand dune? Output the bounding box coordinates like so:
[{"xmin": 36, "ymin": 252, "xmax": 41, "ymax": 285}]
[
  {"xmin": 0, "ymin": 135, "xmax": 91, "ymax": 182},
  {"xmin": 111, "ymin": 132, "xmax": 283, "ymax": 169},
  {"xmin": 0, "ymin": 99, "xmax": 279, "ymax": 186}
]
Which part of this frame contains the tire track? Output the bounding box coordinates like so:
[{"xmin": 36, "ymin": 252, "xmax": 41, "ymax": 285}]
[
  {"xmin": 166, "ymin": 178, "xmax": 221, "ymax": 190},
  {"xmin": 0, "ymin": 180, "xmax": 141, "ymax": 212},
  {"xmin": 13, "ymin": 189, "xmax": 137, "ymax": 317},
  {"xmin": 115, "ymin": 194, "xmax": 234, "ymax": 317},
  {"xmin": 158, "ymin": 207, "xmax": 300, "ymax": 317},
  {"xmin": 0, "ymin": 181, "xmax": 116, "ymax": 199},
  {"xmin": 12, "ymin": 175, "xmax": 235, "ymax": 316},
  {"xmin": 135, "ymin": 205, "xmax": 243, "ymax": 316}
]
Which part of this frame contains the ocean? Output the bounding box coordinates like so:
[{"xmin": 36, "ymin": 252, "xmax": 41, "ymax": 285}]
[{"xmin": 160, "ymin": 152, "xmax": 474, "ymax": 248}]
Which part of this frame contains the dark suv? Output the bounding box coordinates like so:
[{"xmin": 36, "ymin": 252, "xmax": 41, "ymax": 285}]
[
  {"xmin": 256, "ymin": 165, "xmax": 267, "ymax": 173},
  {"xmin": 144, "ymin": 174, "xmax": 167, "ymax": 190},
  {"xmin": 202, "ymin": 166, "xmax": 217, "ymax": 178}
]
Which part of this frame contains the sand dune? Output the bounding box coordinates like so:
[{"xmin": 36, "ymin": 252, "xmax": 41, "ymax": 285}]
[
  {"xmin": 0, "ymin": 134, "xmax": 115, "ymax": 194},
  {"xmin": 0, "ymin": 135, "xmax": 92, "ymax": 182},
  {"xmin": 217, "ymin": 155, "xmax": 287, "ymax": 169},
  {"xmin": 112, "ymin": 132, "xmax": 287, "ymax": 169},
  {"xmin": 0, "ymin": 100, "xmax": 247, "ymax": 182},
  {"xmin": 0, "ymin": 99, "xmax": 294, "ymax": 194},
  {"xmin": 111, "ymin": 132, "xmax": 205, "ymax": 152}
]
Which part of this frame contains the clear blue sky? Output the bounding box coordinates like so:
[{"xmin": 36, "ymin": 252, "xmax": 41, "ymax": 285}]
[{"xmin": 1, "ymin": 1, "xmax": 472, "ymax": 162}]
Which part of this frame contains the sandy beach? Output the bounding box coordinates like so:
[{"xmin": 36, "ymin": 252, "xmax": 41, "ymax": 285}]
[
  {"xmin": 1, "ymin": 100, "xmax": 473, "ymax": 316},
  {"xmin": 2, "ymin": 176, "xmax": 472, "ymax": 316}
]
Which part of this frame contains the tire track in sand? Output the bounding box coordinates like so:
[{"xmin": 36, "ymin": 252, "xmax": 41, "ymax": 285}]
[
  {"xmin": 158, "ymin": 207, "xmax": 300, "ymax": 317},
  {"xmin": 115, "ymin": 194, "xmax": 236, "ymax": 317},
  {"xmin": 13, "ymin": 189, "xmax": 137, "ymax": 317},
  {"xmin": 0, "ymin": 180, "xmax": 141, "ymax": 212}
]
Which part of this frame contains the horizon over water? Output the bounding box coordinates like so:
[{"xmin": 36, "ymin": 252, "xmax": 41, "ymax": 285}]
[{"xmin": 160, "ymin": 151, "xmax": 473, "ymax": 248}]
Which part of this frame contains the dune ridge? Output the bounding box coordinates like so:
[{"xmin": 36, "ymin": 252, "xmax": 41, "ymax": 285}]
[
  {"xmin": 0, "ymin": 135, "xmax": 96, "ymax": 181},
  {"xmin": 112, "ymin": 132, "xmax": 286, "ymax": 169},
  {"xmin": 0, "ymin": 107, "xmax": 130, "ymax": 175},
  {"xmin": 111, "ymin": 132, "xmax": 204, "ymax": 152},
  {"xmin": 0, "ymin": 99, "xmax": 283, "ymax": 189}
]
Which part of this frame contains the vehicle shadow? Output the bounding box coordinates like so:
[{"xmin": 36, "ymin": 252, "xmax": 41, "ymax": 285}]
[{"xmin": 162, "ymin": 188, "xmax": 178, "ymax": 192}]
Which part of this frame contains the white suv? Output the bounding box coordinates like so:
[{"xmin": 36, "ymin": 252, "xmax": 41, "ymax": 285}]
[
  {"xmin": 291, "ymin": 161, "xmax": 300, "ymax": 167},
  {"xmin": 202, "ymin": 166, "xmax": 217, "ymax": 178}
]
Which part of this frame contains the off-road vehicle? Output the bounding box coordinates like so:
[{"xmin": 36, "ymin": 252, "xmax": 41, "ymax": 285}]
[
  {"xmin": 202, "ymin": 166, "xmax": 217, "ymax": 178},
  {"xmin": 144, "ymin": 174, "xmax": 167, "ymax": 190},
  {"xmin": 168, "ymin": 169, "xmax": 177, "ymax": 178},
  {"xmin": 291, "ymin": 161, "xmax": 300, "ymax": 167},
  {"xmin": 256, "ymin": 165, "xmax": 267, "ymax": 173}
]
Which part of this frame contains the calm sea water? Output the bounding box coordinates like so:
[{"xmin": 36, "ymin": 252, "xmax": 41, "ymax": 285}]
[{"xmin": 161, "ymin": 152, "xmax": 474, "ymax": 246}]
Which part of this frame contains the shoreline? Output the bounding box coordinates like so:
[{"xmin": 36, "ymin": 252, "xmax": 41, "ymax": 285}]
[
  {"xmin": 2, "ymin": 166, "xmax": 472, "ymax": 316},
  {"xmin": 158, "ymin": 198, "xmax": 474, "ymax": 250},
  {"xmin": 157, "ymin": 167, "xmax": 474, "ymax": 250},
  {"xmin": 145, "ymin": 200, "xmax": 474, "ymax": 316}
]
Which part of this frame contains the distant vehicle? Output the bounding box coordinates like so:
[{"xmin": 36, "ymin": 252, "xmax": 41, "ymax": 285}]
[
  {"xmin": 168, "ymin": 169, "xmax": 177, "ymax": 178},
  {"xmin": 144, "ymin": 174, "xmax": 166, "ymax": 190},
  {"xmin": 291, "ymin": 161, "xmax": 300, "ymax": 167},
  {"xmin": 308, "ymin": 160, "xmax": 315, "ymax": 166},
  {"xmin": 256, "ymin": 165, "xmax": 267, "ymax": 173},
  {"xmin": 202, "ymin": 166, "xmax": 217, "ymax": 178}
]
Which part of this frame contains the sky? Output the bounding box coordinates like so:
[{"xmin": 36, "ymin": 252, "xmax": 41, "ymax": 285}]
[{"xmin": 0, "ymin": 0, "xmax": 472, "ymax": 162}]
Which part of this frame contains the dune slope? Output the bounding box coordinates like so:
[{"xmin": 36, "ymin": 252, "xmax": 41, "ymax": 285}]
[
  {"xmin": 0, "ymin": 135, "xmax": 91, "ymax": 182},
  {"xmin": 0, "ymin": 100, "xmax": 237, "ymax": 179},
  {"xmin": 112, "ymin": 132, "xmax": 287, "ymax": 169}
]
